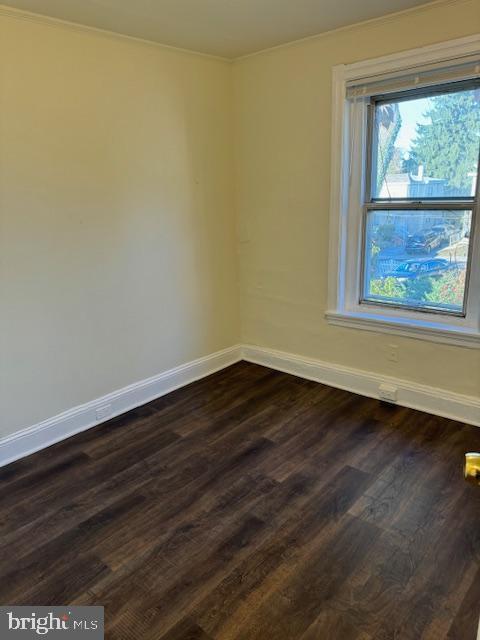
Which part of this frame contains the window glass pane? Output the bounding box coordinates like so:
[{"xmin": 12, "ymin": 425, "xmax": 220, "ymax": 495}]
[
  {"xmin": 371, "ymin": 86, "xmax": 480, "ymax": 199},
  {"xmin": 363, "ymin": 210, "xmax": 472, "ymax": 313}
]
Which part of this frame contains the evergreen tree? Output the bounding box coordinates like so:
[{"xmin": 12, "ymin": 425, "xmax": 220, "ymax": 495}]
[{"xmin": 409, "ymin": 89, "xmax": 480, "ymax": 190}]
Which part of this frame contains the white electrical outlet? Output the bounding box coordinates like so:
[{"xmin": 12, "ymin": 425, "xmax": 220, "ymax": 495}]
[
  {"xmin": 378, "ymin": 383, "xmax": 398, "ymax": 403},
  {"xmin": 96, "ymin": 404, "xmax": 112, "ymax": 421},
  {"xmin": 386, "ymin": 344, "xmax": 399, "ymax": 363}
]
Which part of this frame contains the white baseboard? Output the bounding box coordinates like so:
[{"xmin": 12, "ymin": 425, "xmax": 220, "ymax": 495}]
[
  {"xmin": 2, "ymin": 341, "xmax": 478, "ymax": 469},
  {"xmin": 0, "ymin": 345, "xmax": 242, "ymax": 469},
  {"xmin": 242, "ymin": 344, "xmax": 480, "ymax": 428}
]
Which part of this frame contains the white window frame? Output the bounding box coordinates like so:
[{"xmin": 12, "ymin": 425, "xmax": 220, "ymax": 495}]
[{"xmin": 326, "ymin": 35, "xmax": 480, "ymax": 349}]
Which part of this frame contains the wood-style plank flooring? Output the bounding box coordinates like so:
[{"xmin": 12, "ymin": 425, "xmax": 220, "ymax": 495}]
[{"xmin": 1, "ymin": 362, "xmax": 480, "ymax": 639}]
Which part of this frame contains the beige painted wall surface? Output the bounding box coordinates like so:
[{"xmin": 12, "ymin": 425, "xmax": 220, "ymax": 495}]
[
  {"xmin": 233, "ymin": 0, "xmax": 480, "ymax": 398},
  {"xmin": 0, "ymin": 16, "xmax": 238, "ymax": 436},
  {"xmin": 1, "ymin": 1, "xmax": 479, "ymax": 441}
]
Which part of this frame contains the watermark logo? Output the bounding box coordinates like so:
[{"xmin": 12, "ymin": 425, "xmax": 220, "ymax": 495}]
[{"xmin": 0, "ymin": 607, "xmax": 103, "ymax": 638}]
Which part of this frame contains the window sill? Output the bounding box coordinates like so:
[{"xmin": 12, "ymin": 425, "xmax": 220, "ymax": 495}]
[{"xmin": 325, "ymin": 310, "xmax": 480, "ymax": 349}]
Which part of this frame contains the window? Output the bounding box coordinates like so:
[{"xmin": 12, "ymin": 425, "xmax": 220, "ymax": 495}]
[
  {"xmin": 327, "ymin": 36, "xmax": 480, "ymax": 347},
  {"xmin": 362, "ymin": 82, "xmax": 479, "ymax": 316}
]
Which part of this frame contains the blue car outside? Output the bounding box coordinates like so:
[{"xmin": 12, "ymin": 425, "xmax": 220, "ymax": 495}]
[{"xmin": 384, "ymin": 259, "xmax": 451, "ymax": 280}]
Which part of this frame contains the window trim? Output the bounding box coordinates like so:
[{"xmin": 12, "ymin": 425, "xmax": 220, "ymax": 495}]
[{"xmin": 326, "ymin": 35, "xmax": 480, "ymax": 349}]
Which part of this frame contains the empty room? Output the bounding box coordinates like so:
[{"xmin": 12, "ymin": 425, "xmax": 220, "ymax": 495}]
[{"xmin": 1, "ymin": 0, "xmax": 480, "ymax": 638}]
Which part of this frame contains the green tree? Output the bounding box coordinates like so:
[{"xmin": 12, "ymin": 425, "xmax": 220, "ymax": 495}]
[
  {"xmin": 369, "ymin": 270, "xmax": 465, "ymax": 309},
  {"xmin": 369, "ymin": 277, "xmax": 405, "ymax": 299},
  {"xmin": 403, "ymin": 271, "xmax": 465, "ymax": 308},
  {"xmin": 425, "ymin": 269, "xmax": 466, "ymax": 308},
  {"xmin": 409, "ymin": 90, "xmax": 480, "ymax": 190},
  {"xmin": 376, "ymin": 223, "xmax": 396, "ymax": 249},
  {"xmin": 404, "ymin": 277, "xmax": 433, "ymax": 302}
]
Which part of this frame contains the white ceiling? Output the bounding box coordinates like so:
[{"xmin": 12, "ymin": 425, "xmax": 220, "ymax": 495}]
[{"xmin": 3, "ymin": 0, "xmax": 434, "ymax": 58}]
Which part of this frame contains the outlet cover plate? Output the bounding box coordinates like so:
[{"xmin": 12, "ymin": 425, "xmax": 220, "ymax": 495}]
[
  {"xmin": 96, "ymin": 405, "xmax": 112, "ymax": 421},
  {"xmin": 379, "ymin": 383, "xmax": 398, "ymax": 403}
]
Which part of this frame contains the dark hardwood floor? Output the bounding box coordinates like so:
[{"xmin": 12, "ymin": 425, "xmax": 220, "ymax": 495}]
[{"xmin": 1, "ymin": 361, "xmax": 479, "ymax": 639}]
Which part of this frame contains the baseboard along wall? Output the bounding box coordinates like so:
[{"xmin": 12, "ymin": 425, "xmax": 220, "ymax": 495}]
[
  {"xmin": 1, "ymin": 343, "xmax": 478, "ymax": 468},
  {"xmin": 0, "ymin": 345, "xmax": 242, "ymax": 468},
  {"xmin": 242, "ymin": 345, "xmax": 480, "ymax": 428}
]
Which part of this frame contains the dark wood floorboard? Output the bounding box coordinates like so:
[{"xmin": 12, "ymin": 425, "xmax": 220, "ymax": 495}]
[{"xmin": 1, "ymin": 361, "xmax": 479, "ymax": 639}]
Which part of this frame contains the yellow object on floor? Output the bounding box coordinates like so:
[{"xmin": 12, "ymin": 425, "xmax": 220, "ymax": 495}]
[{"xmin": 464, "ymin": 453, "xmax": 480, "ymax": 486}]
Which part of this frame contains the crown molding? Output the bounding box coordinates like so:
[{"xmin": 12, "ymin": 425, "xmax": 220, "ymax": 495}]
[
  {"xmin": 0, "ymin": 3, "xmax": 230, "ymax": 63},
  {"xmin": 0, "ymin": 0, "xmax": 472, "ymax": 63},
  {"xmin": 233, "ymin": 0, "xmax": 473, "ymax": 62}
]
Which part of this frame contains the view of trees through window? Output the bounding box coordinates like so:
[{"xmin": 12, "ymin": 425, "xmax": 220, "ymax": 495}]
[
  {"xmin": 363, "ymin": 84, "xmax": 479, "ymax": 314},
  {"xmin": 372, "ymin": 87, "xmax": 480, "ymax": 198}
]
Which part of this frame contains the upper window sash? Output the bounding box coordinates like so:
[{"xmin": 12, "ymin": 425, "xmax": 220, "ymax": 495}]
[{"xmin": 363, "ymin": 78, "xmax": 480, "ymax": 205}]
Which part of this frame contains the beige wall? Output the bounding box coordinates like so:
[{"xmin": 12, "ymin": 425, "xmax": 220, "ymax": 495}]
[
  {"xmin": 0, "ymin": 15, "xmax": 239, "ymax": 436},
  {"xmin": 1, "ymin": 1, "xmax": 479, "ymax": 440},
  {"xmin": 233, "ymin": 0, "xmax": 480, "ymax": 398}
]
